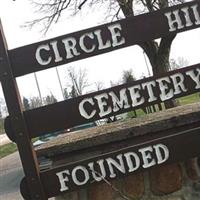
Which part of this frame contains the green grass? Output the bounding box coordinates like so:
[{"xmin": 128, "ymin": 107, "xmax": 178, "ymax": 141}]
[
  {"xmin": 178, "ymin": 93, "xmax": 200, "ymax": 105},
  {"xmin": 0, "ymin": 138, "xmax": 39, "ymax": 159},
  {"xmin": 127, "ymin": 93, "xmax": 200, "ymax": 119},
  {"xmin": 127, "ymin": 109, "xmax": 145, "ymax": 118},
  {"xmin": 0, "ymin": 118, "xmax": 5, "ymax": 135},
  {"xmin": 0, "ymin": 142, "xmax": 18, "ymax": 159}
]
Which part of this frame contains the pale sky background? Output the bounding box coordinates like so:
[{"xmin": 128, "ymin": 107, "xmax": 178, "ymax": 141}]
[{"xmin": 0, "ymin": 0, "xmax": 200, "ymax": 104}]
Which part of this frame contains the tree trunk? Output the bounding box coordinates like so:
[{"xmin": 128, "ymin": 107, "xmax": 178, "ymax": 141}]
[
  {"xmin": 140, "ymin": 35, "xmax": 178, "ymax": 109},
  {"xmin": 117, "ymin": 0, "xmax": 179, "ymax": 109}
]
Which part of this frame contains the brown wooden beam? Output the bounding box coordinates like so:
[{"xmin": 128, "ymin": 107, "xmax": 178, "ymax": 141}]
[{"xmin": 0, "ymin": 21, "xmax": 47, "ymax": 200}]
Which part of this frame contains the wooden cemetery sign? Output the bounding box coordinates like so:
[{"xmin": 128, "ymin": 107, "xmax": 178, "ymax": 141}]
[
  {"xmin": 8, "ymin": 0, "xmax": 200, "ymax": 77},
  {"xmin": 5, "ymin": 64, "xmax": 200, "ymax": 140},
  {"xmin": 0, "ymin": 0, "xmax": 199, "ymax": 199}
]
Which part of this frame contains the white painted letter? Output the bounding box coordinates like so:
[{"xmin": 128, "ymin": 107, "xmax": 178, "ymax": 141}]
[
  {"xmin": 94, "ymin": 93, "xmax": 112, "ymax": 118},
  {"xmin": 124, "ymin": 152, "xmax": 140, "ymax": 172},
  {"xmin": 153, "ymin": 144, "xmax": 169, "ymax": 165},
  {"xmin": 128, "ymin": 85, "xmax": 145, "ymax": 107},
  {"xmin": 56, "ymin": 170, "xmax": 70, "ymax": 192},
  {"xmin": 165, "ymin": 10, "xmax": 184, "ymax": 32},
  {"xmin": 79, "ymin": 33, "xmax": 96, "ymax": 53},
  {"xmin": 186, "ymin": 68, "xmax": 200, "ymax": 89},
  {"xmin": 50, "ymin": 41, "xmax": 63, "ymax": 63},
  {"xmin": 191, "ymin": 4, "xmax": 200, "ymax": 25},
  {"xmin": 62, "ymin": 37, "xmax": 80, "ymax": 59},
  {"xmin": 106, "ymin": 154, "xmax": 126, "ymax": 178},
  {"xmin": 109, "ymin": 89, "xmax": 130, "ymax": 112},
  {"xmin": 36, "ymin": 44, "xmax": 52, "ymax": 65},
  {"xmin": 94, "ymin": 30, "xmax": 111, "ymax": 50},
  {"xmin": 139, "ymin": 146, "xmax": 156, "ymax": 169},
  {"xmin": 88, "ymin": 159, "xmax": 106, "ymax": 182},
  {"xmin": 79, "ymin": 98, "xmax": 96, "ymax": 119},
  {"xmin": 157, "ymin": 77, "xmax": 174, "ymax": 101},
  {"xmin": 181, "ymin": 7, "xmax": 193, "ymax": 27},
  {"xmin": 170, "ymin": 73, "xmax": 187, "ymax": 95},
  {"xmin": 142, "ymin": 81, "xmax": 157, "ymax": 102},
  {"xmin": 72, "ymin": 166, "xmax": 89, "ymax": 186},
  {"xmin": 108, "ymin": 23, "xmax": 125, "ymax": 47}
]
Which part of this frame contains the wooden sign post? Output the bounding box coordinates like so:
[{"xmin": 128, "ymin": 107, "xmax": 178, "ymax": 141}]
[
  {"xmin": 0, "ymin": 22, "xmax": 47, "ymax": 200},
  {"xmin": 0, "ymin": 0, "xmax": 200, "ymax": 199}
]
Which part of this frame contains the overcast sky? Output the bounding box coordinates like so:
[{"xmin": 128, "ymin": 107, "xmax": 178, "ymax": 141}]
[{"xmin": 0, "ymin": 0, "xmax": 200, "ymax": 102}]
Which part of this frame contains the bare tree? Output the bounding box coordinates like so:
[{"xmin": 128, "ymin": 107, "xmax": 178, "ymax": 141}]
[
  {"xmin": 63, "ymin": 88, "xmax": 70, "ymax": 100},
  {"xmin": 27, "ymin": 0, "xmax": 185, "ymax": 73},
  {"xmin": 43, "ymin": 93, "xmax": 58, "ymax": 105},
  {"xmin": 121, "ymin": 69, "xmax": 138, "ymax": 117},
  {"xmin": 27, "ymin": 0, "xmax": 185, "ymax": 31},
  {"xmin": 69, "ymin": 85, "xmax": 78, "ymax": 98},
  {"xmin": 66, "ymin": 67, "xmax": 89, "ymax": 97},
  {"xmin": 29, "ymin": 96, "xmax": 43, "ymax": 109},
  {"xmin": 110, "ymin": 80, "xmax": 121, "ymax": 87},
  {"xmin": 94, "ymin": 81, "xmax": 104, "ymax": 91},
  {"xmin": 23, "ymin": 96, "xmax": 30, "ymax": 111},
  {"xmin": 122, "ymin": 69, "xmax": 136, "ymax": 84},
  {"xmin": 170, "ymin": 57, "xmax": 190, "ymax": 70}
]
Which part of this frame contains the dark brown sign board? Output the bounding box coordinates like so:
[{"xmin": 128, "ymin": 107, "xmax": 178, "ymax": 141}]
[
  {"xmin": 8, "ymin": 0, "xmax": 200, "ymax": 78},
  {"xmin": 0, "ymin": 23, "xmax": 48, "ymax": 199},
  {"xmin": 20, "ymin": 126, "xmax": 200, "ymax": 199},
  {"xmin": 0, "ymin": 1, "xmax": 199, "ymax": 200},
  {"xmin": 5, "ymin": 64, "xmax": 200, "ymax": 140}
]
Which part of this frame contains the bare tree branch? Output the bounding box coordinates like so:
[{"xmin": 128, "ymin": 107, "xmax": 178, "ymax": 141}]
[
  {"xmin": 27, "ymin": 0, "xmax": 186, "ymax": 34},
  {"xmin": 66, "ymin": 67, "xmax": 89, "ymax": 96},
  {"xmin": 26, "ymin": 0, "xmax": 185, "ymax": 108},
  {"xmin": 94, "ymin": 81, "xmax": 104, "ymax": 91}
]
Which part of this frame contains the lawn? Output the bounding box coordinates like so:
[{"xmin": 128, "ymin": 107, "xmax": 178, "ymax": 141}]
[
  {"xmin": 0, "ymin": 118, "xmax": 5, "ymax": 135},
  {"xmin": 0, "ymin": 142, "xmax": 18, "ymax": 159},
  {"xmin": 178, "ymin": 92, "xmax": 200, "ymax": 105}
]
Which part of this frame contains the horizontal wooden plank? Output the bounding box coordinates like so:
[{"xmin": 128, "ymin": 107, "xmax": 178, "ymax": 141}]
[
  {"xmin": 8, "ymin": 1, "xmax": 200, "ymax": 77},
  {"xmin": 5, "ymin": 64, "xmax": 200, "ymax": 140},
  {"xmin": 20, "ymin": 126, "xmax": 200, "ymax": 198},
  {"xmin": 0, "ymin": 20, "xmax": 48, "ymax": 199}
]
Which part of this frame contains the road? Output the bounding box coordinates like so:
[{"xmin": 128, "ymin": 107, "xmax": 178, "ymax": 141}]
[
  {"xmin": 0, "ymin": 151, "xmax": 55, "ymax": 200},
  {"xmin": 0, "ymin": 151, "xmax": 24, "ymax": 199},
  {"xmin": 0, "ymin": 134, "xmax": 11, "ymax": 146}
]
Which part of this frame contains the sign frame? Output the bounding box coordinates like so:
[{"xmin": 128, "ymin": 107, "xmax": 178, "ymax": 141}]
[
  {"xmin": 0, "ymin": 1, "xmax": 199, "ymax": 199},
  {"xmin": 0, "ymin": 21, "xmax": 48, "ymax": 199}
]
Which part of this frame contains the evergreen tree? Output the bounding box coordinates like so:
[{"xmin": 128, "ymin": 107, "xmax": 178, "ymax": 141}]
[
  {"xmin": 70, "ymin": 85, "xmax": 78, "ymax": 98},
  {"xmin": 63, "ymin": 88, "xmax": 69, "ymax": 100},
  {"xmin": 122, "ymin": 69, "xmax": 136, "ymax": 84},
  {"xmin": 23, "ymin": 97, "xmax": 30, "ymax": 110}
]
